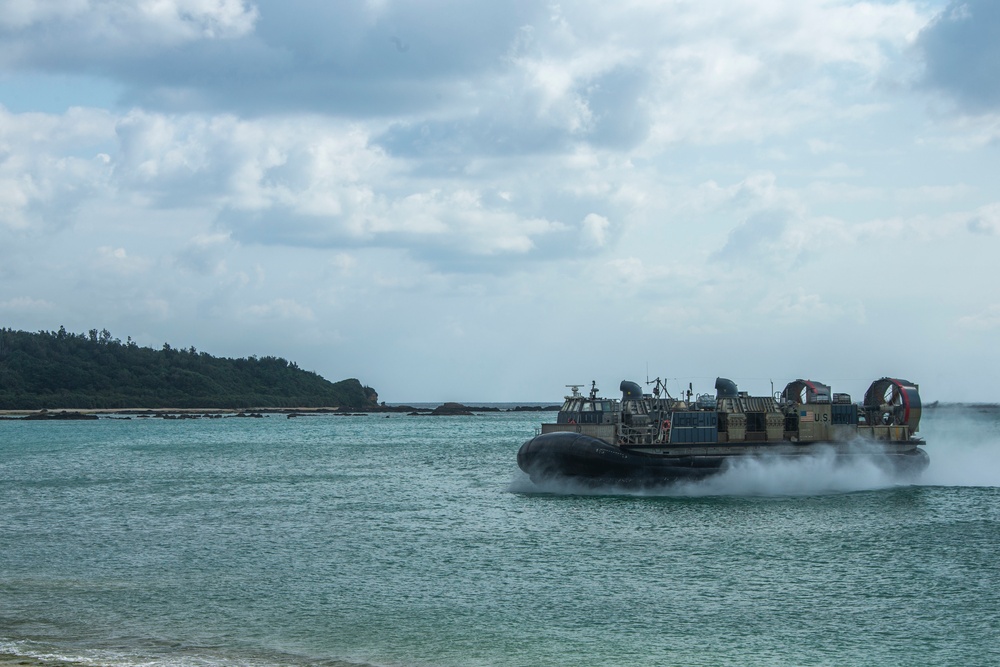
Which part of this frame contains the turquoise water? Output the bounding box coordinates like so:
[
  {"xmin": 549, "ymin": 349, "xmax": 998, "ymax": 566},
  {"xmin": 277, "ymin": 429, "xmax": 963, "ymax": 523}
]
[{"xmin": 1, "ymin": 408, "xmax": 999, "ymax": 667}]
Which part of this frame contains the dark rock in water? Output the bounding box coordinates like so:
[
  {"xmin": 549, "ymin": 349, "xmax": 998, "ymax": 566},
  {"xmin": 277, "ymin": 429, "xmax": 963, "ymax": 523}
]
[
  {"xmin": 430, "ymin": 402, "xmax": 475, "ymax": 416},
  {"xmin": 21, "ymin": 410, "xmax": 98, "ymax": 421}
]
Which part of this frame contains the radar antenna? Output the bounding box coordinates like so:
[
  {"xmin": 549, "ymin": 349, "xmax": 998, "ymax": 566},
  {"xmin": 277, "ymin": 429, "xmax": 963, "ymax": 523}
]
[
  {"xmin": 565, "ymin": 384, "xmax": 584, "ymax": 398},
  {"xmin": 645, "ymin": 376, "xmax": 673, "ymax": 399}
]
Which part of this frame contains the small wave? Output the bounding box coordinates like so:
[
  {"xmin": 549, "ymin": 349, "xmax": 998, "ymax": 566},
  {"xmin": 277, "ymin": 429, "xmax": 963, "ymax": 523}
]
[{"xmin": 0, "ymin": 641, "xmax": 380, "ymax": 667}]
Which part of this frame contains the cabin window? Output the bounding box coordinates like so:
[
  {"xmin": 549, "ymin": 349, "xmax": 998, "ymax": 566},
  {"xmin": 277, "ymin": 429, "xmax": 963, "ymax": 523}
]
[{"xmin": 784, "ymin": 415, "xmax": 798, "ymax": 432}]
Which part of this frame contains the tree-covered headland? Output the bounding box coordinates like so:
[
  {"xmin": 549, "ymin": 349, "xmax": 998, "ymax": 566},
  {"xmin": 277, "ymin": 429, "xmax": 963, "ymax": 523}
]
[{"xmin": 0, "ymin": 327, "xmax": 378, "ymax": 410}]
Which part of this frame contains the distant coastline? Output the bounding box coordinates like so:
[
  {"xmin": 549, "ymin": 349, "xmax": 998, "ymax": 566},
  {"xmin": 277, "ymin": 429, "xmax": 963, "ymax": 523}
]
[
  {"xmin": 0, "ymin": 326, "xmax": 378, "ymax": 411},
  {"xmin": 4, "ymin": 402, "xmax": 997, "ymax": 421},
  {"xmin": 0, "ymin": 402, "xmax": 561, "ymax": 420}
]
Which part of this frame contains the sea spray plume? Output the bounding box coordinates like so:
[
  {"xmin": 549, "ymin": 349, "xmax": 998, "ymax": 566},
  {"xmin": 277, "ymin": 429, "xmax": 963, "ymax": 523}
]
[
  {"xmin": 919, "ymin": 405, "xmax": 1000, "ymax": 487},
  {"xmin": 671, "ymin": 443, "xmax": 902, "ymax": 497},
  {"xmin": 923, "ymin": 439, "xmax": 1000, "ymax": 487}
]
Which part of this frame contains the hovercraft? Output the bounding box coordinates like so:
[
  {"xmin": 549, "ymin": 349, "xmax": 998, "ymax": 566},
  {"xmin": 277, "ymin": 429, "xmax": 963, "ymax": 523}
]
[{"xmin": 517, "ymin": 377, "xmax": 929, "ymax": 486}]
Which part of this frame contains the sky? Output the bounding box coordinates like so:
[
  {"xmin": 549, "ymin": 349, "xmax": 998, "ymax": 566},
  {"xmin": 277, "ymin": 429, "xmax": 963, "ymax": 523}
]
[{"xmin": 1, "ymin": 0, "xmax": 999, "ymax": 403}]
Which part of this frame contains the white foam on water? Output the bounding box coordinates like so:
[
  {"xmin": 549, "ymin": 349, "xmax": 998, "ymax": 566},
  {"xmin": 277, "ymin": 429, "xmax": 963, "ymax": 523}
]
[
  {"xmin": 669, "ymin": 444, "xmax": 903, "ymax": 497},
  {"xmin": 0, "ymin": 640, "xmax": 375, "ymax": 667}
]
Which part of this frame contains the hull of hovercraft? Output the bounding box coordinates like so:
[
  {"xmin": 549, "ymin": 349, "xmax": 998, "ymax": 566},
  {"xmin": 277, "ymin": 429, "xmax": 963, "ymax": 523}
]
[{"xmin": 517, "ymin": 431, "xmax": 930, "ymax": 486}]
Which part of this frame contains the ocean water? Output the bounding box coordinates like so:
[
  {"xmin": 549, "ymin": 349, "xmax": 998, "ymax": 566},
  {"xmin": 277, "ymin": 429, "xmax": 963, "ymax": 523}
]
[{"xmin": 1, "ymin": 407, "xmax": 999, "ymax": 667}]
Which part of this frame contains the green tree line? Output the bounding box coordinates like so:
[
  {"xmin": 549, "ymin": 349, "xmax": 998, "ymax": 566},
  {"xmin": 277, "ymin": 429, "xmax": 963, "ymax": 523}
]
[{"xmin": 0, "ymin": 326, "xmax": 378, "ymax": 409}]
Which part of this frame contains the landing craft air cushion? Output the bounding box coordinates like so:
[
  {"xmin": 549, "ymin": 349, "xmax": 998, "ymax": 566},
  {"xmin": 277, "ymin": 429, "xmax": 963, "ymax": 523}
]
[{"xmin": 517, "ymin": 377, "xmax": 928, "ymax": 485}]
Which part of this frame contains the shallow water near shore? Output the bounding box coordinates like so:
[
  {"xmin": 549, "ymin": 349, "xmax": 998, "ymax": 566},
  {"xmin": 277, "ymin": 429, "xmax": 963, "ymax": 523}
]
[{"xmin": 2, "ymin": 407, "xmax": 999, "ymax": 667}]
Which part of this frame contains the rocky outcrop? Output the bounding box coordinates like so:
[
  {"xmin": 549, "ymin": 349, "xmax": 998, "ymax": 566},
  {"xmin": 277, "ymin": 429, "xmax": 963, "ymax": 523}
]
[
  {"xmin": 21, "ymin": 410, "xmax": 98, "ymax": 420},
  {"xmin": 430, "ymin": 402, "xmax": 475, "ymax": 416}
]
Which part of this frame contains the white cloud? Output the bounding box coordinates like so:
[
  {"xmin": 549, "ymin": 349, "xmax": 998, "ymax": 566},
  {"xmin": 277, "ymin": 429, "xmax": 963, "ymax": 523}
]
[
  {"xmin": 174, "ymin": 232, "xmax": 232, "ymax": 274},
  {"xmin": 105, "ymin": 109, "xmax": 585, "ymax": 264},
  {"xmin": 956, "ymin": 305, "xmax": 1000, "ymax": 332},
  {"xmin": 755, "ymin": 289, "xmax": 846, "ymax": 324},
  {"xmin": 329, "ymin": 253, "xmax": 357, "ymax": 275},
  {"xmin": 0, "ymin": 106, "xmax": 114, "ymax": 232},
  {"xmin": 0, "ymin": 296, "xmax": 54, "ymax": 312},
  {"xmin": 581, "ymin": 213, "xmax": 610, "ymax": 248},
  {"xmin": 141, "ymin": 297, "xmax": 171, "ymax": 320},
  {"xmin": 380, "ymin": 189, "xmax": 565, "ymax": 257},
  {"xmin": 633, "ymin": 0, "xmax": 929, "ymax": 146},
  {"xmin": 813, "ymin": 162, "xmax": 865, "ymax": 179},
  {"xmin": 243, "ymin": 299, "xmax": 315, "ymax": 322},
  {"xmin": 968, "ymin": 203, "xmax": 1000, "ymax": 234},
  {"xmin": 0, "ymin": 0, "xmax": 90, "ymax": 30},
  {"xmin": 0, "ymin": 0, "xmax": 257, "ymax": 42}
]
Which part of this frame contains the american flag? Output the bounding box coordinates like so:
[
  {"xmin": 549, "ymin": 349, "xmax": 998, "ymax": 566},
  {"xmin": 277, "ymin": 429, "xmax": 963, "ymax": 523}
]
[{"xmin": 800, "ymin": 410, "xmax": 815, "ymax": 422}]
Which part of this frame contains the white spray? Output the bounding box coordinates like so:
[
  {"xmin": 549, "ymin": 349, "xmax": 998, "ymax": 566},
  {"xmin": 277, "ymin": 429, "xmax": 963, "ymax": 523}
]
[{"xmin": 918, "ymin": 406, "xmax": 1000, "ymax": 487}]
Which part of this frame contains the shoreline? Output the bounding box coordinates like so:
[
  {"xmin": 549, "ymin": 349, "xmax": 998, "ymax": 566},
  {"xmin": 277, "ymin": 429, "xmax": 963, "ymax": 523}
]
[
  {"xmin": 0, "ymin": 403, "xmax": 560, "ymax": 419},
  {"xmin": 0, "ymin": 406, "xmax": 349, "ymax": 416},
  {"xmin": 0, "ymin": 407, "xmax": 352, "ymax": 419}
]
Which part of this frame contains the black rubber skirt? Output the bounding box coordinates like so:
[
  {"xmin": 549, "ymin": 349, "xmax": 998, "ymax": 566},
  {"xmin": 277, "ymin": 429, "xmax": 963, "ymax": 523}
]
[
  {"xmin": 517, "ymin": 431, "xmax": 930, "ymax": 486},
  {"xmin": 517, "ymin": 432, "xmax": 721, "ymax": 485}
]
